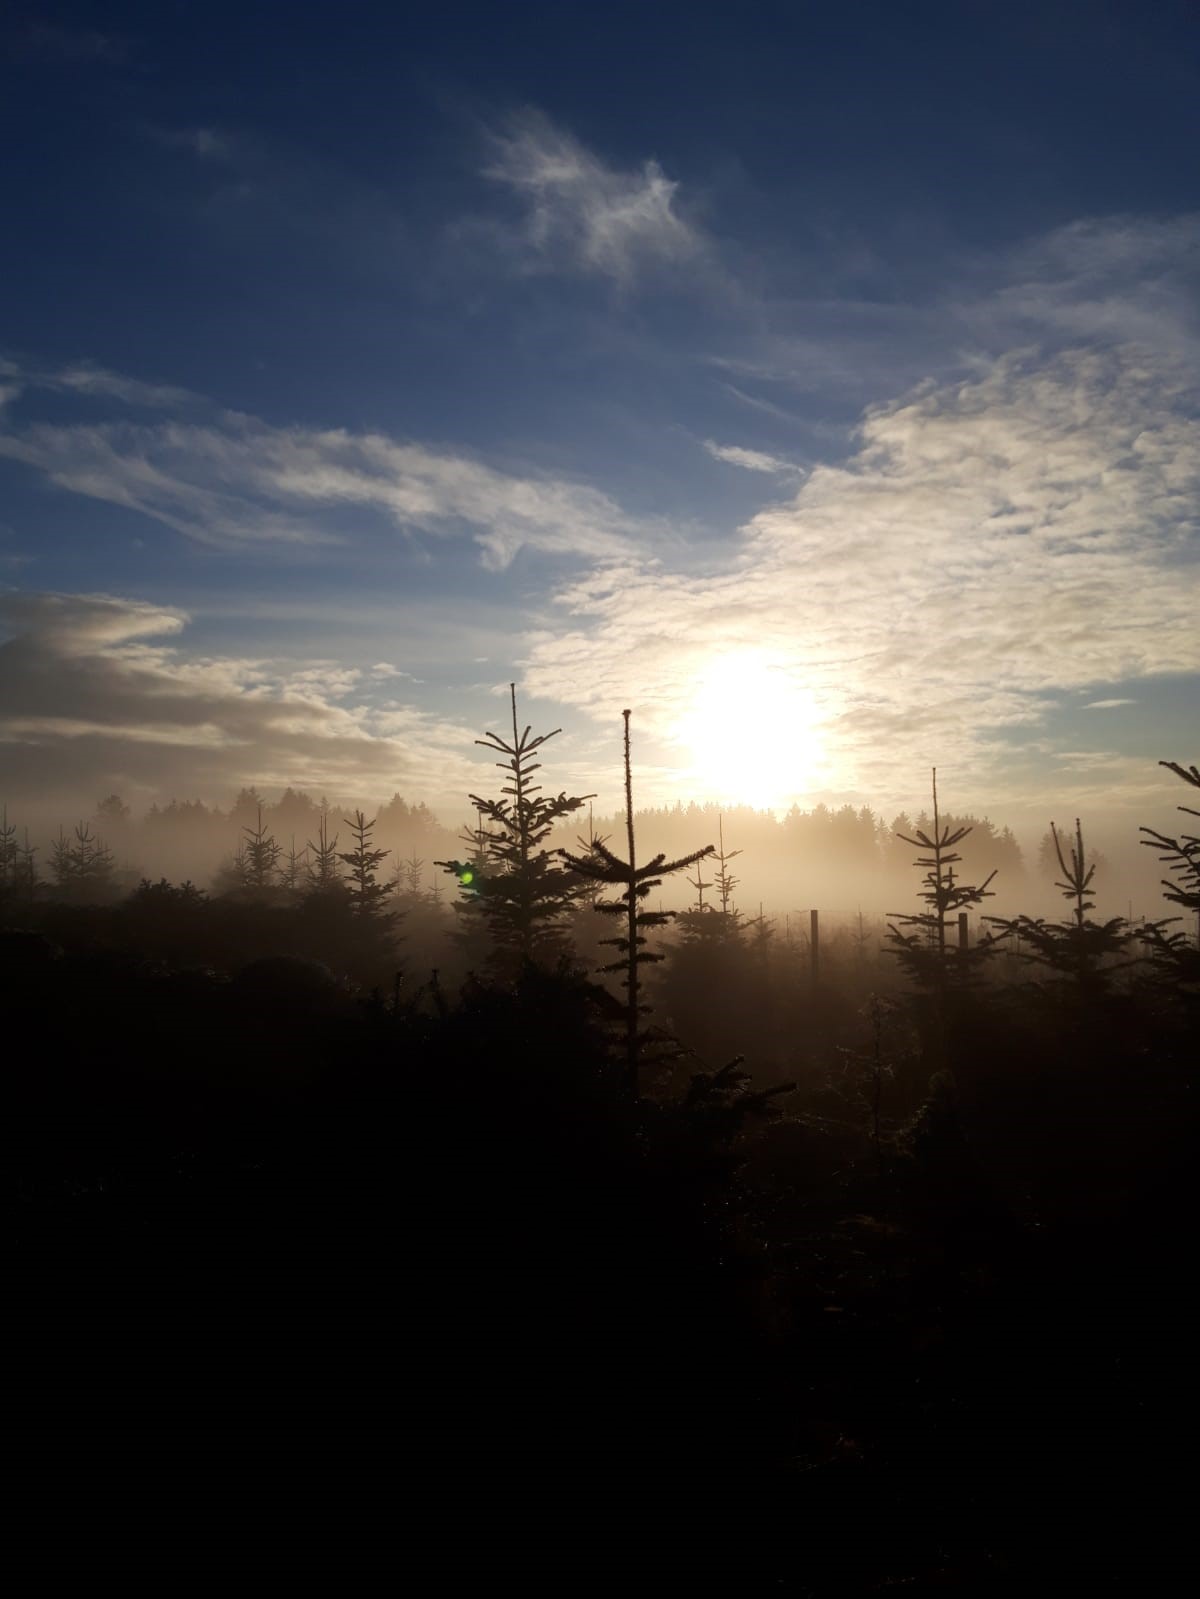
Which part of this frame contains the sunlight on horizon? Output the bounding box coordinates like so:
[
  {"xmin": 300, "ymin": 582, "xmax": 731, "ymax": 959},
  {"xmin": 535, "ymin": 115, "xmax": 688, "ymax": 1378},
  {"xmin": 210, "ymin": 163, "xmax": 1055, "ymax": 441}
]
[{"xmin": 671, "ymin": 651, "xmax": 828, "ymax": 812}]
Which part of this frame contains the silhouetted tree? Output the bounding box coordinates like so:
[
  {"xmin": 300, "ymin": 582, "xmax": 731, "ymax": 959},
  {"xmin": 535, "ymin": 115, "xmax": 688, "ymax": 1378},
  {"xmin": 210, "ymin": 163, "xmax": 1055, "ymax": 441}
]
[
  {"xmin": 281, "ymin": 835, "xmax": 307, "ymax": 893},
  {"xmin": 439, "ymin": 684, "xmax": 592, "ymax": 972},
  {"xmin": 0, "ymin": 804, "xmax": 17, "ymax": 894},
  {"xmin": 559, "ymin": 709, "xmax": 713, "ymax": 1088},
  {"xmin": 306, "ymin": 813, "xmax": 343, "ymax": 895},
  {"xmin": 713, "ymin": 815, "xmax": 742, "ymax": 920},
  {"xmin": 1138, "ymin": 760, "xmax": 1200, "ymax": 989},
  {"xmin": 50, "ymin": 823, "xmax": 116, "ymax": 901},
  {"xmin": 886, "ymin": 769, "xmax": 997, "ymax": 994},
  {"xmin": 989, "ymin": 818, "xmax": 1132, "ymax": 991},
  {"xmin": 339, "ymin": 810, "xmax": 393, "ymax": 921},
  {"xmin": 240, "ymin": 805, "xmax": 282, "ymax": 893},
  {"xmin": 685, "ymin": 854, "xmax": 713, "ymax": 914}
]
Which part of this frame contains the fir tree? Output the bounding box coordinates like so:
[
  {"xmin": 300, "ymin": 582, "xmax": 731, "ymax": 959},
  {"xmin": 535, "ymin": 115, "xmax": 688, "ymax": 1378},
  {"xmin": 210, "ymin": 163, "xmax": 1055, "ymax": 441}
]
[
  {"xmin": 989, "ymin": 818, "xmax": 1132, "ymax": 991},
  {"xmin": 1138, "ymin": 760, "xmax": 1200, "ymax": 989},
  {"xmin": 558, "ymin": 709, "xmax": 714, "ymax": 1089},
  {"xmin": 240, "ymin": 805, "xmax": 282, "ymax": 892},
  {"xmin": 50, "ymin": 823, "xmax": 116, "ymax": 901},
  {"xmin": 886, "ymin": 769, "xmax": 997, "ymax": 993},
  {"xmin": 713, "ymin": 815, "xmax": 742, "ymax": 920},
  {"xmin": 402, "ymin": 849, "xmax": 424, "ymax": 898},
  {"xmin": 281, "ymin": 835, "xmax": 307, "ymax": 893},
  {"xmin": 338, "ymin": 810, "xmax": 394, "ymax": 920},
  {"xmin": 571, "ymin": 804, "xmax": 610, "ymax": 911},
  {"xmin": 306, "ymin": 812, "xmax": 343, "ymax": 895},
  {"xmin": 0, "ymin": 804, "xmax": 18, "ymax": 893},
  {"xmin": 438, "ymin": 684, "xmax": 592, "ymax": 971},
  {"xmin": 16, "ymin": 828, "xmax": 37, "ymax": 904},
  {"xmin": 685, "ymin": 855, "xmax": 713, "ymax": 914}
]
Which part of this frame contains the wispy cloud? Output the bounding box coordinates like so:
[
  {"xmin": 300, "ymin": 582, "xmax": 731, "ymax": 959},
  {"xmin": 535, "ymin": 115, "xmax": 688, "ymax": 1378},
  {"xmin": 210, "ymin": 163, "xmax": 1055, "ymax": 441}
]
[
  {"xmin": 522, "ymin": 338, "xmax": 1200, "ymax": 815},
  {"xmin": 0, "ymin": 398, "xmax": 645, "ymax": 567},
  {"xmin": 1083, "ymin": 698, "xmax": 1137, "ymax": 710},
  {"xmin": 481, "ymin": 110, "xmax": 702, "ymax": 283},
  {"xmin": 702, "ymin": 440, "xmax": 801, "ymax": 476},
  {"xmin": 39, "ymin": 362, "xmax": 198, "ymax": 409}
]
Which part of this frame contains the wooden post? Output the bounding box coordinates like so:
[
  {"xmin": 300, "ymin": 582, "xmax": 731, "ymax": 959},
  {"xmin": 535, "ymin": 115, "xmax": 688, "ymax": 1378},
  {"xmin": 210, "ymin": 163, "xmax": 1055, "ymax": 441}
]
[
  {"xmin": 957, "ymin": 911, "xmax": 969, "ymax": 951},
  {"xmin": 810, "ymin": 908, "xmax": 820, "ymax": 984}
]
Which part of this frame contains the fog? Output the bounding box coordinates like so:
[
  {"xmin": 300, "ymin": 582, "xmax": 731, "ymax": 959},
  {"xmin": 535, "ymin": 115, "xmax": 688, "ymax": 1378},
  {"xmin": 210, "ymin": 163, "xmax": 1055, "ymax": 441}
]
[{"xmin": 2, "ymin": 780, "xmax": 1180, "ymax": 925}]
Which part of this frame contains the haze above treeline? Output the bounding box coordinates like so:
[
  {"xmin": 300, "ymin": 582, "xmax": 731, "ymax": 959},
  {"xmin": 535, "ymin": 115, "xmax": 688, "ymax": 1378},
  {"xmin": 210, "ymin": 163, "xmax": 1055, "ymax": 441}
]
[{"xmin": 2, "ymin": 778, "xmax": 1180, "ymax": 922}]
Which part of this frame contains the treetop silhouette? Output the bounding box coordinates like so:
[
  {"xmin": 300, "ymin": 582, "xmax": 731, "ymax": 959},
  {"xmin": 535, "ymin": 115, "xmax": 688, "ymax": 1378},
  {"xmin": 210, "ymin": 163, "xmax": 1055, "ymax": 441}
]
[{"xmin": 558, "ymin": 709, "xmax": 714, "ymax": 1088}]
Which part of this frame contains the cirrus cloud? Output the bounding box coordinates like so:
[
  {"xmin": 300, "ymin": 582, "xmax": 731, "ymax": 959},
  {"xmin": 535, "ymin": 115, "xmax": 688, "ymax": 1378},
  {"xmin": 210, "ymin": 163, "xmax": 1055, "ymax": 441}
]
[
  {"xmin": 522, "ymin": 339, "xmax": 1200, "ymax": 816},
  {"xmin": 480, "ymin": 109, "xmax": 702, "ymax": 284}
]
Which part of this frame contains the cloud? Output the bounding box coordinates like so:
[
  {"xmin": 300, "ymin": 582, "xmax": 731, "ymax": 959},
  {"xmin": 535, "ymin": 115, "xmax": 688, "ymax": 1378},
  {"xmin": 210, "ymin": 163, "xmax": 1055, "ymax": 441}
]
[
  {"xmin": 44, "ymin": 363, "xmax": 199, "ymax": 409},
  {"xmin": 0, "ymin": 403, "xmax": 643, "ymax": 566},
  {"xmin": 481, "ymin": 110, "xmax": 701, "ymax": 283},
  {"xmin": 0, "ymin": 591, "xmax": 484, "ymax": 814},
  {"xmin": 521, "ymin": 339, "xmax": 1200, "ymax": 815},
  {"xmin": 703, "ymin": 440, "xmax": 800, "ymax": 475},
  {"xmin": 1083, "ymin": 698, "xmax": 1137, "ymax": 709}
]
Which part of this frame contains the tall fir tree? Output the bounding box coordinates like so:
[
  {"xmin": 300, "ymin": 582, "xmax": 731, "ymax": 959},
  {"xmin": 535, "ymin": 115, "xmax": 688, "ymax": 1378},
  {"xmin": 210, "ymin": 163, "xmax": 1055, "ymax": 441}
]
[
  {"xmin": 886, "ymin": 769, "xmax": 998, "ymax": 993},
  {"xmin": 240, "ymin": 805, "xmax": 282, "ymax": 893},
  {"xmin": 559, "ymin": 710, "xmax": 714, "ymax": 1088},
  {"xmin": 1138, "ymin": 760, "xmax": 1200, "ymax": 990},
  {"xmin": 338, "ymin": 810, "xmax": 394, "ymax": 921},
  {"xmin": 438, "ymin": 684, "xmax": 592, "ymax": 972},
  {"xmin": 306, "ymin": 812, "xmax": 343, "ymax": 895}
]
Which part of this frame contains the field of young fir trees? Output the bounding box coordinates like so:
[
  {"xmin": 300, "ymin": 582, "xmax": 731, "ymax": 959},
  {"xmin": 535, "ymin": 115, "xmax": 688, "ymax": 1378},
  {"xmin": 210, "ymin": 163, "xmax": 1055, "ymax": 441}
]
[{"xmin": 4, "ymin": 692, "xmax": 1195, "ymax": 1589}]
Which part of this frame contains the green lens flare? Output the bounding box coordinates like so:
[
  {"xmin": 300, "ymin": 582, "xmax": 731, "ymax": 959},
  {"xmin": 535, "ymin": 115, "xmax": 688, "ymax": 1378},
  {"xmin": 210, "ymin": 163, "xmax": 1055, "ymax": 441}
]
[{"xmin": 460, "ymin": 869, "xmax": 474, "ymax": 885}]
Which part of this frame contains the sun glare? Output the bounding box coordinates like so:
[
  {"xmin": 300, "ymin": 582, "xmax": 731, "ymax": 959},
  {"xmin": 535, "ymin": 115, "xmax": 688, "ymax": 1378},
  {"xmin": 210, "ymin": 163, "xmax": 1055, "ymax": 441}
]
[{"xmin": 672, "ymin": 651, "xmax": 826, "ymax": 811}]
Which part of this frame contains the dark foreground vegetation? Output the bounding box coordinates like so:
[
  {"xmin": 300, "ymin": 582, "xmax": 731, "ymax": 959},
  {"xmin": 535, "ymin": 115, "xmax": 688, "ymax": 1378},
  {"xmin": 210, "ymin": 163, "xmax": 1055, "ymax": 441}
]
[{"xmin": 4, "ymin": 716, "xmax": 1196, "ymax": 1588}]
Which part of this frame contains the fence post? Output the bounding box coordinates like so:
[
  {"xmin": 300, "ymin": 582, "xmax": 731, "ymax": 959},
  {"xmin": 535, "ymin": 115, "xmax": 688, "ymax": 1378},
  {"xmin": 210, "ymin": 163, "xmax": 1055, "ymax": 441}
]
[{"xmin": 810, "ymin": 908, "xmax": 820, "ymax": 985}]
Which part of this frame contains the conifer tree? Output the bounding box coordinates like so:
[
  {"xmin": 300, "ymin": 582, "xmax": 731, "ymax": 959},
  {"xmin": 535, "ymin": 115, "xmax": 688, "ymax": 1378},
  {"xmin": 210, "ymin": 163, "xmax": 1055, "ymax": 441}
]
[
  {"xmin": 0, "ymin": 804, "xmax": 17, "ymax": 894},
  {"xmin": 438, "ymin": 684, "xmax": 592, "ymax": 971},
  {"xmin": 570, "ymin": 804, "xmax": 610, "ymax": 911},
  {"xmin": 401, "ymin": 849, "xmax": 424, "ymax": 898},
  {"xmin": 685, "ymin": 855, "xmax": 713, "ymax": 914},
  {"xmin": 1138, "ymin": 760, "xmax": 1200, "ymax": 988},
  {"xmin": 306, "ymin": 812, "xmax": 343, "ymax": 895},
  {"xmin": 988, "ymin": 817, "xmax": 1132, "ymax": 990},
  {"xmin": 281, "ymin": 835, "xmax": 307, "ymax": 893},
  {"xmin": 50, "ymin": 823, "xmax": 116, "ymax": 901},
  {"xmin": 435, "ymin": 815, "xmax": 493, "ymax": 970},
  {"xmin": 886, "ymin": 769, "xmax": 997, "ymax": 992},
  {"xmin": 240, "ymin": 805, "xmax": 282, "ymax": 892},
  {"xmin": 338, "ymin": 810, "xmax": 394, "ymax": 920},
  {"xmin": 16, "ymin": 828, "xmax": 37, "ymax": 903},
  {"xmin": 713, "ymin": 815, "xmax": 742, "ymax": 921},
  {"xmin": 558, "ymin": 709, "xmax": 714, "ymax": 1088}
]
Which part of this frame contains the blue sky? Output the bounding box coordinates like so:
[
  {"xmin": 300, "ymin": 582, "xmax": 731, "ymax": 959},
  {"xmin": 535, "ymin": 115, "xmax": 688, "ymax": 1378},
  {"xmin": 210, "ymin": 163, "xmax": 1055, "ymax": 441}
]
[{"xmin": 1, "ymin": 0, "xmax": 1197, "ymax": 832}]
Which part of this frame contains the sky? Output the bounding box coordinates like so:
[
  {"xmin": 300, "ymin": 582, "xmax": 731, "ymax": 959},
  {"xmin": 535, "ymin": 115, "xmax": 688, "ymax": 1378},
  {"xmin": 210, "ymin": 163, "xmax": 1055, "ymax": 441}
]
[{"xmin": 1, "ymin": 0, "xmax": 1198, "ymax": 840}]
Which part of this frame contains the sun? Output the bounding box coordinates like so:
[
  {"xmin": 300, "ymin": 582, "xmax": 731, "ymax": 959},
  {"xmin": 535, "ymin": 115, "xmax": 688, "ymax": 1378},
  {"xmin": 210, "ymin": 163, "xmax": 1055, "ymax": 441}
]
[{"xmin": 671, "ymin": 651, "xmax": 825, "ymax": 811}]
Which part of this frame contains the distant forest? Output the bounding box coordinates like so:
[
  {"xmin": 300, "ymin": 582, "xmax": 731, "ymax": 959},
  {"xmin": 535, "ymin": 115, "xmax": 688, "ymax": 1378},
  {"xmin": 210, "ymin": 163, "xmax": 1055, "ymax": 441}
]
[{"xmin": 0, "ymin": 773, "xmax": 1107, "ymax": 916}]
